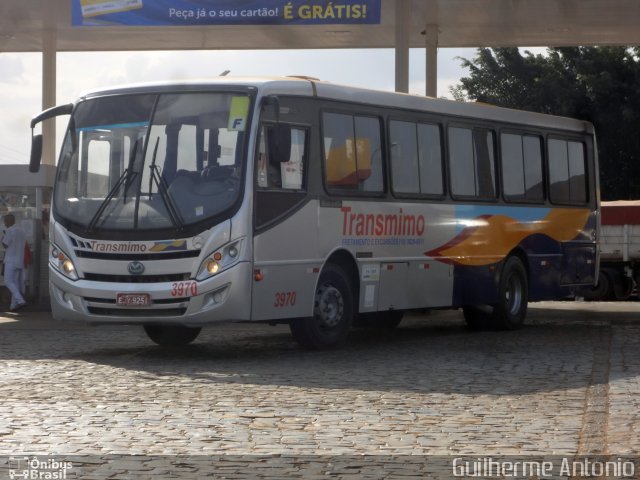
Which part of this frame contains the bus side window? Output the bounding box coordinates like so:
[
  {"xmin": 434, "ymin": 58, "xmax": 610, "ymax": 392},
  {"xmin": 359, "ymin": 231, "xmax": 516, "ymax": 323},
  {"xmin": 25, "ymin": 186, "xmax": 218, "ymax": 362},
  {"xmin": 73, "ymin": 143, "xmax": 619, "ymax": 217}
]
[
  {"xmin": 449, "ymin": 126, "xmax": 496, "ymax": 199},
  {"xmin": 449, "ymin": 127, "xmax": 475, "ymax": 197},
  {"xmin": 390, "ymin": 120, "xmax": 443, "ymax": 196},
  {"xmin": 355, "ymin": 116, "xmax": 383, "ymax": 192},
  {"xmin": 548, "ymin": 139, "xmax": 587, "ymax": 204},
  {"xmin": 501, "ymin": 133, "xmax": 544, "ymax": 202},
  {"xmin": 390, "ymin": 120, "xmax": 420, "ymax": 194},
  {"xmin": 417, "ymin": 123, "xmax": 444, "ymax": 195},
  {"xmin": 323, "ymin": 113, "xmax": 357, "ymax": 188},
  {"xmin": 323, "ymin": 112, "xmax": 383, "ymax": 193},
  {"xmin": 473, "ymin": 129, "xmax": 496, "ymax": 198},
  {"xmin": 257, "ymin": 124, "xmax": 307, "ymax": 191}
]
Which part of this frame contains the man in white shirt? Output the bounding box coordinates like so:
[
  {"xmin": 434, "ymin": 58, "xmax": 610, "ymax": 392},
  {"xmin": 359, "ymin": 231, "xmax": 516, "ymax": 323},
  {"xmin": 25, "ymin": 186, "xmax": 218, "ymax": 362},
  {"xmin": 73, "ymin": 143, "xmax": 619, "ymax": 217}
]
[{"xmin": 2, "ymin": 214, "xmax": 27, "ymax": 311}]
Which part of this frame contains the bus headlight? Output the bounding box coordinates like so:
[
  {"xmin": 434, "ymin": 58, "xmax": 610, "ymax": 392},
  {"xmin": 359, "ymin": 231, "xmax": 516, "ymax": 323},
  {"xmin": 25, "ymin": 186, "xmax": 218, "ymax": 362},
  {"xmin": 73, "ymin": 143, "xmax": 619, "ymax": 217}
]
[
  {"xmin": 197, "ymin": 239, "xmax": 243, "ymax": 281},
  {"xmin": 50, "ymin": 243, "xmax": 78, "ymax": 281},
  {"xmin": 206, "ymin": 259, "xmax": 220, "ymax": 275},
  {"xmin": 62, "ymin": 259, "xmax": 76, "ymax": 275}
]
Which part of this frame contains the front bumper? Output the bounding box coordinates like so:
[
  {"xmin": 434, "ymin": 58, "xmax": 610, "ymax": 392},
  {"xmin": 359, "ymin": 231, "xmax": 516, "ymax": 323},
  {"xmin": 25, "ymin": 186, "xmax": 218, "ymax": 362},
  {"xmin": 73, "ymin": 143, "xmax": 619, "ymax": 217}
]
[{"xmin": 49, "ymin": 261, "xmax": 253, "ymax": 326}]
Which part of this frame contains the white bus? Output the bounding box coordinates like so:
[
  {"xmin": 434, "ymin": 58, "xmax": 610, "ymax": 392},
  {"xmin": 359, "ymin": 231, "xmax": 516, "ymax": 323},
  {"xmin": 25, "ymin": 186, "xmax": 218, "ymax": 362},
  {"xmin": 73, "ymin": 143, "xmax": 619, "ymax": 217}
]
[{"xmin": 30, "ymin": 77, "xmax": 599, "ymax": 348}]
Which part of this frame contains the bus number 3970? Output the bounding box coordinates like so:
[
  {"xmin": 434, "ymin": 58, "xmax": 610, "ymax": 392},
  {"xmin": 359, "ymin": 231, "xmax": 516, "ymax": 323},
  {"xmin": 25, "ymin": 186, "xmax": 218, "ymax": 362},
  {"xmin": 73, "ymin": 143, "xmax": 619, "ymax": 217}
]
[
  {"xmin": 274, "ymin": 291, "xmax": 297, "ymax": 308},
  {"xmin": 172, "ymin": 281, "xmax": 198, "ymax": 297}
]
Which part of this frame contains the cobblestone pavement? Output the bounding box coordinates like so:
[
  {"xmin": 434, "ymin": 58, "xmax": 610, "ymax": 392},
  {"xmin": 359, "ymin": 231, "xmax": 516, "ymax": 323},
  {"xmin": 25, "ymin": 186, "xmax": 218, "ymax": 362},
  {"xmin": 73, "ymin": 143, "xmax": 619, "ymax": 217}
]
[{"xmin": 0, "ymin": 301, "xmax": 638, "ymax": 477}]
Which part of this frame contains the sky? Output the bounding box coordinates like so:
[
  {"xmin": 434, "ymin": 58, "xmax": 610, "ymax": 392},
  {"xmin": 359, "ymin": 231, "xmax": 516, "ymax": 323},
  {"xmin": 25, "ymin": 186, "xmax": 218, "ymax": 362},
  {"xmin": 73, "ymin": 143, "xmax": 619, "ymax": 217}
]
[{"xmin": 0, "ymin": 47, "xmax": 478, "ymax": 165}]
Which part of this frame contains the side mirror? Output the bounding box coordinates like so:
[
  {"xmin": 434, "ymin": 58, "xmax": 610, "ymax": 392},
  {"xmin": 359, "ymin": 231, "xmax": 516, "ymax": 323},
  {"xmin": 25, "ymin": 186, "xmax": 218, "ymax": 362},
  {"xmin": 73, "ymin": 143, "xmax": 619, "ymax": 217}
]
[
  {"xmin": 29, "ymin": 134, "xmax": 43, "ymax": 173},
  {"xmin": 274, "ymin": 124, "xmax": 291, "ymax": 163},
  {"xmin": 266, "ymin": 124, "xmax": 291, "ymax": 164},
  {"xmin": 29, "ymin": 103, "xmax": 73, "ymax": 174}
]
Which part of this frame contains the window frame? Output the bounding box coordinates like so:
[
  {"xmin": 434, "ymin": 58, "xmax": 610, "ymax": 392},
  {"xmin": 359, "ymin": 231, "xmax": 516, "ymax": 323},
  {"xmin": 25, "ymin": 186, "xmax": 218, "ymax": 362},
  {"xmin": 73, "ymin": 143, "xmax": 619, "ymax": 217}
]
[
  {"xmin": 254, "ymin": 120, "xmax": 311, "ymax": 193},
  {"xmin": 546, "ymin": 135, "xmax": 589, "ymax": 206},
  {"xmin": 446, "ymin": 123, "xmax": 499, "ymax": 202},
  {"xmin": 388, "ymin": 116, "xmax": 446, "ymax": 200},
  {"xmin": 499, "ymin": 130, "xmax": 546, "ymax": 205},
  {"xmin": 320, "ymin": 109, "xmax": 386, "ymax": 198}
]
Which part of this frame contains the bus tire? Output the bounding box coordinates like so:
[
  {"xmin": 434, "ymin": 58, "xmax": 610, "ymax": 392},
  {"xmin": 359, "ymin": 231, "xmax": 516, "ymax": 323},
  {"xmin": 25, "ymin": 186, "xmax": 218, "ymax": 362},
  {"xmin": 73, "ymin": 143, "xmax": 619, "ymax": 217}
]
[
  {"xmin": 144, "ymin": 325, "xmax": 201, "ymax": 346},
  {"xmin": 289, "ymin": 264, "xmax": 354, "ymax": 349},
  {"xmin": 492, "ymin": 256, "xmax": 528, "ymax": 330}
]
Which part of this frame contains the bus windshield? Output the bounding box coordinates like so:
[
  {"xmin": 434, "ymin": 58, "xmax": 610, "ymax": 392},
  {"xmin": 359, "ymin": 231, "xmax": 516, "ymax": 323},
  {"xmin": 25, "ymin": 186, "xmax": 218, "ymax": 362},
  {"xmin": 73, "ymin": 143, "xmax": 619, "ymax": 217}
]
[{"xmin": 54, "ymin": 91, "xmax": 250, "ymax": 235}]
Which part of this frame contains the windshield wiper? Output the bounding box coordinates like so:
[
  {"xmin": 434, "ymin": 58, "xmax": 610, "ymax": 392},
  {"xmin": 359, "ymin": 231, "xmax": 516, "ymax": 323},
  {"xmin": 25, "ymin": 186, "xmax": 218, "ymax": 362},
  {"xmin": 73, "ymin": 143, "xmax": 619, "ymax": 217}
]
[
  {"xmin": 147, "ymin": 137, "xmax": 184, "ymax": 230},
  {"xmin": 87, "ymin": 138, "xmax": 139, "ymax": 233}
]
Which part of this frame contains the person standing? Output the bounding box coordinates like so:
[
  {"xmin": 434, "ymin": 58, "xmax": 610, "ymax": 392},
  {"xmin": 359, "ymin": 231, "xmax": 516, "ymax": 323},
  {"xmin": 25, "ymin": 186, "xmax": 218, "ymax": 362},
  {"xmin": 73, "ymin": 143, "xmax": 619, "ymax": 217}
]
[{"xmin": 2, "ymin": 214, "xmax": 27, "ymax": 311}]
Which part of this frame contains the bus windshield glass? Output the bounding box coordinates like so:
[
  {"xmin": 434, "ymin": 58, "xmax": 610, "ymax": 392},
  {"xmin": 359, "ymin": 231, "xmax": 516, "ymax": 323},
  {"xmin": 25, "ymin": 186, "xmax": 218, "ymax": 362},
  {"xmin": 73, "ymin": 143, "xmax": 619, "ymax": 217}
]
[{"xmin": 54, "ymin": 91, "xmax": 250, "ymax": 234}]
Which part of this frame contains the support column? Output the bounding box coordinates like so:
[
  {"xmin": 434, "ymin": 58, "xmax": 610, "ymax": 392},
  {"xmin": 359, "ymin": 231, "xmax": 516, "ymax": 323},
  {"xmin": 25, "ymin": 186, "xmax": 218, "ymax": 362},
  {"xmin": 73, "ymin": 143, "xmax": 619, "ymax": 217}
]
[
  {"xmin": 394, "ymin": 0, "xmax": 410, "ymax": 93},
  {"xmin": 424, "ymin": 24, "xmax": 438, "ymax": 97},
  {"xmin": 42, "ymin": 29, "xmax": 57, "ymax": 166}
]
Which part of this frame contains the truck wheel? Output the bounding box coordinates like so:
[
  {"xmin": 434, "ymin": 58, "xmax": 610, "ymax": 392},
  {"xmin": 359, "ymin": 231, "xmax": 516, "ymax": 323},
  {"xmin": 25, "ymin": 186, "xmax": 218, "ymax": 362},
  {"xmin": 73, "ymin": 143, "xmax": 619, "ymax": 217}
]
[
  {"xmin": 492, "ymin": 256, "xmax": 528, "ymax": 330},
  {"xmin": 289, "ymin": 264, "xmax": 354, "ymax": 349},
  {"xmin": 144, "ymin": 325, "xmax": 201, "ymax": 346},
  {"xmin": 581, "ymin": 270, "xmax": 612, "ymax": 301},
  {"xmin": 613, "ymin": 273, "xmax": 633, "ymax": 301}
]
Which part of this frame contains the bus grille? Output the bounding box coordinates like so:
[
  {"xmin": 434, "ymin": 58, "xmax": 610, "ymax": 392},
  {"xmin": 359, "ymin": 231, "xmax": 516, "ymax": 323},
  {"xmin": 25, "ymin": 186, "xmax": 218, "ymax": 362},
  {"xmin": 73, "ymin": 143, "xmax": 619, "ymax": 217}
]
[
  {"xmin": 83, "ymin": 273, "xmax": 190, "ymax": 283},
  {"xmin": 87, "ymin": 307, "xmax": 187, "ymax": 317},
  {"xmin": 75, "ymin": 250, "xmax": 200, "ymax": 261},
  {"xmin": 84, "ymin": 296, "xmax": 190, "ymax": 317}
]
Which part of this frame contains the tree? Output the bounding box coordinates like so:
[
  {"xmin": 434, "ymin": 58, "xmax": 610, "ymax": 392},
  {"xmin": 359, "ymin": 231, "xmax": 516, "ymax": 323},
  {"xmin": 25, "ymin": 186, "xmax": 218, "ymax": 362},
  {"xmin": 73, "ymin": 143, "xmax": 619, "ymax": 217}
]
[{"xmin": 451, "ymin": 47, "xmax": 640, "ymax": 200}]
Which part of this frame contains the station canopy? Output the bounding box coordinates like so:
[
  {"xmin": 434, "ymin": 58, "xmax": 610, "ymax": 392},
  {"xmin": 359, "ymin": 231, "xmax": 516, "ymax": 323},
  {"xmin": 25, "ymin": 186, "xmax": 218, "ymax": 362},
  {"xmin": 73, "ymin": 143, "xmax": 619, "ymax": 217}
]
[{"xmin": 2, "ymin": 0, "xmax": 640, "ymax": 53}]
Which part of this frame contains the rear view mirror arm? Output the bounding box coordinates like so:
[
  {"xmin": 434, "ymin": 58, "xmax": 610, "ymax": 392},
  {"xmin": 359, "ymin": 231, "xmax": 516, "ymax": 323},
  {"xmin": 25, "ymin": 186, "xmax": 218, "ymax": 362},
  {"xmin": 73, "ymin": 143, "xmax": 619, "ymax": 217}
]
[
  {"xmin": 30, "ymin": 103, "xmax": 73, "ymax": 129},
  {"xmin": 29, "ymin": 103, "xmax": 73, "ymax": 173}
]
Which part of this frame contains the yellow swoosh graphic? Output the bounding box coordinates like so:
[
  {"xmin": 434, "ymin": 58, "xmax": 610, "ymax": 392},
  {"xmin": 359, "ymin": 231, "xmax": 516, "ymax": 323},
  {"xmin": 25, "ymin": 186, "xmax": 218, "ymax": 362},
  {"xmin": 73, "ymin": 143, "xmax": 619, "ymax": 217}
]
[{"xmin": 427, "ymin": 208, "xmax": 592, "ymax": 266}]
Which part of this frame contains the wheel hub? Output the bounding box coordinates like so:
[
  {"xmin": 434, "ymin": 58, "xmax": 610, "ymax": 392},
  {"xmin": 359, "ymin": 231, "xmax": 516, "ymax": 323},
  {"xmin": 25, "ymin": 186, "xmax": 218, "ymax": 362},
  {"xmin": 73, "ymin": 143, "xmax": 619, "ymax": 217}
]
[
  {"xmin": 505, "ymin": 274, "xmax": 523, "ymax": 315},
  {"xmin": 315, "ymin": 285, "xmax": 344, "ymax": 328}
]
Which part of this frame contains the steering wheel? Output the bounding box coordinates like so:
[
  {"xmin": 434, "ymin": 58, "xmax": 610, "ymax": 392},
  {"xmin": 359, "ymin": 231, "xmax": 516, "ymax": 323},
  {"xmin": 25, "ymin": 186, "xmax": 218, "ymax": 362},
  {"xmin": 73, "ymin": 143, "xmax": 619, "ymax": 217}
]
[{"xmin": 200, "ymin": 165, "xmax": 224, "ymax": 179}]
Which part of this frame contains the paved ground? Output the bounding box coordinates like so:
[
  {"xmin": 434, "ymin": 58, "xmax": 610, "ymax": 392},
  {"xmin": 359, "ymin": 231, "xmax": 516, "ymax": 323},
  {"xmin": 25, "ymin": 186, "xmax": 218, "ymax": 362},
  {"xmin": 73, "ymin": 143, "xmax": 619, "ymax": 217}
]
[{"xmin": 0, "ymin": 301, "xmax": 638, "ymax": 478}]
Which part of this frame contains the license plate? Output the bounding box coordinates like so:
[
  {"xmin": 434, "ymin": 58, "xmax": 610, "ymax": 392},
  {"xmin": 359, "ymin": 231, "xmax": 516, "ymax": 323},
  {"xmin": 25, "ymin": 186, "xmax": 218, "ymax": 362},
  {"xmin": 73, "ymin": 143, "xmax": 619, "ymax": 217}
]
[{"xmin": 116, "ymin": 293, "xmax": 151, "ymax": 307}]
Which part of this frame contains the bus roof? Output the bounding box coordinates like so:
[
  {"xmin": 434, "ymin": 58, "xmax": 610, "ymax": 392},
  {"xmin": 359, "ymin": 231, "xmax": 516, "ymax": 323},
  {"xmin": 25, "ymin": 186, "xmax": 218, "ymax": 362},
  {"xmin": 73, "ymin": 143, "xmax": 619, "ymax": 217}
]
[{"xmin": 79, "ymin": 76, "xmax": 594, "ymax": 134}]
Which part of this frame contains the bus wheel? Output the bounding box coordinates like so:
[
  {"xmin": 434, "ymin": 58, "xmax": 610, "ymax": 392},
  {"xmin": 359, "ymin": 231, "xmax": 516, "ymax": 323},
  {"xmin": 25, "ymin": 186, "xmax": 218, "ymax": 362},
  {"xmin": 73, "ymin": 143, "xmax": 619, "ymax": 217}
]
[
  {"xmin": 290, "ymin": 264, "xmax": 354, "ymax": 349},
  {"xmin": 144, "ymin": 325, "xmax": 201, "ymax": 346},
  {"xmin": 492, "ymin": 256, "xmax": 528, "ymax": 330}
]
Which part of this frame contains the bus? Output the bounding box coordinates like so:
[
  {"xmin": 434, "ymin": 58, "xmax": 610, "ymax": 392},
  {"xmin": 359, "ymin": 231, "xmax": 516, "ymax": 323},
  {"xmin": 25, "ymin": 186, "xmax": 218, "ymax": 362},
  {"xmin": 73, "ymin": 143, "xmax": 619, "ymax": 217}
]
[{"xmin": 29, "ymin": 77, "xmax": 599, "ymax": 348}]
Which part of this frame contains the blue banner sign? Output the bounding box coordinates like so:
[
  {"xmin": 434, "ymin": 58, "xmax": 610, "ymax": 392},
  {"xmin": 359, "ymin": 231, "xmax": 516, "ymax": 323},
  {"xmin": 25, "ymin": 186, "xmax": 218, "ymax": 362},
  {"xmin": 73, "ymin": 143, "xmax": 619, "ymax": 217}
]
[{"xmin": 72, "ymin": 1, "xmax": 381, "ymax": 26}]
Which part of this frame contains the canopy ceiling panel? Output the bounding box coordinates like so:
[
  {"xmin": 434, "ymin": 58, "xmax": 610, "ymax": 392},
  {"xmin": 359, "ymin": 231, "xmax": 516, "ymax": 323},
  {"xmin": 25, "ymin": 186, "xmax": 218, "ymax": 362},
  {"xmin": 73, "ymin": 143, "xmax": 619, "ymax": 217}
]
[{"xmin": 1, "ymin": 0, "xmax": 639, "ymax": 53}]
